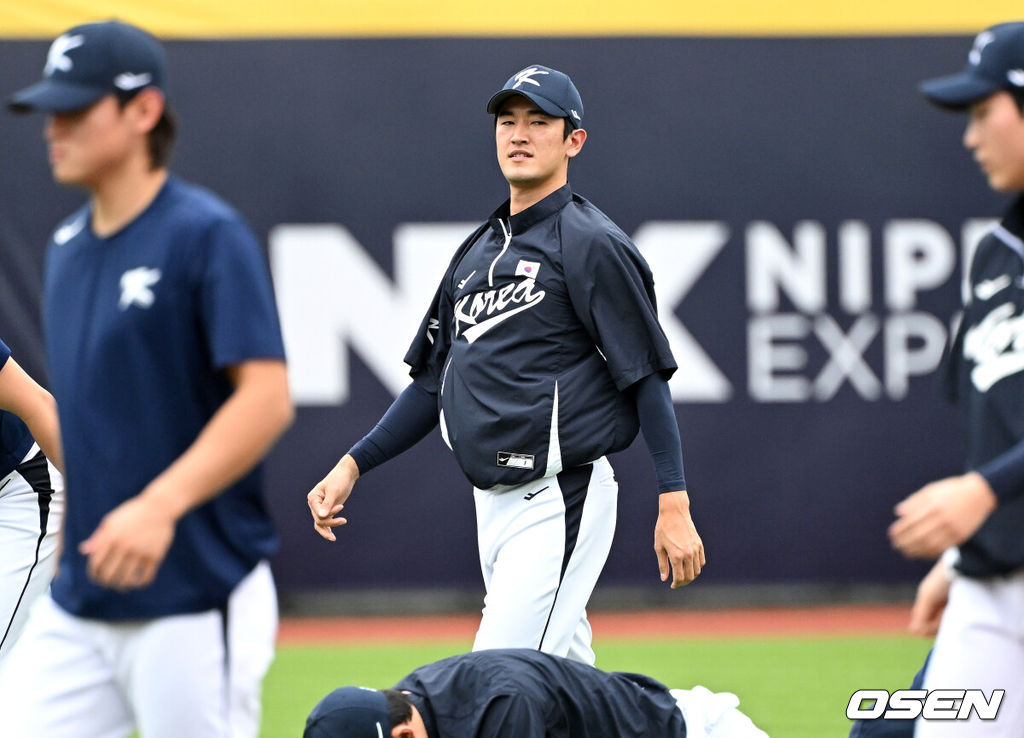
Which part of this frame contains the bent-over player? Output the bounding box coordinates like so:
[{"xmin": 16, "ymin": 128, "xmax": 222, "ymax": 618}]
[
  {"xmin": 885, "ymin": 20, "xmax": 1024, "ymax": 737},
  {"xmin": 0, "ymin": 21, "xmax": 292, "ymax": 737},
  {"xmin": 304, "ymin": 648, "xmax": 767, "ymax": 738},
  {"xmin": 0, "ymin": 337, "xmax": 64, "ymax": 663},
  {"xmin": 309, "ymin": 64, "xmax": 703, "ymax": 665}
]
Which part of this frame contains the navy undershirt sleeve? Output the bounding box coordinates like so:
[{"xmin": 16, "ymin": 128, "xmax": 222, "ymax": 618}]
[
  {"xmin": 347, "ymin": 382, "xmax": 439, "ymax": 475},
  {"xmin": 633, "ymin": 373, "xmax": 686, "ymax": 494},
  {"xmin": 977, "ymin": 440, "xmax": 1024, "ymax": 505}
]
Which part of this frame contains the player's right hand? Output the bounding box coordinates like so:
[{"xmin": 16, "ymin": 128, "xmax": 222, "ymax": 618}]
[
  {"xmin": 908, "ymin": 558, "xmax": 951, "ymax": 638},
  {"xmin": 307, "ymin": 454, "xmax": 360, "ymax": 541}
]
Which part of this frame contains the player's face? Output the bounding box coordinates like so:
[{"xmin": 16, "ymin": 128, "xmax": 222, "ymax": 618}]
[
  {"xmin": 963, "ymin": 91, "xmax": 1024, "ymax": 192},
  {"xmin": 44, "ymin": 95, "xmax": 139, "ymax": 188},
  {"xmin": 495, "ymin": 96, "xmax": 585, "ymax": 194}
]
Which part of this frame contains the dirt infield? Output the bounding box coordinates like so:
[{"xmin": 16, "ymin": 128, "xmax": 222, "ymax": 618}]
[{"xmin": 277, "ymin": 604, "xmax": 913, "ymax": 644}]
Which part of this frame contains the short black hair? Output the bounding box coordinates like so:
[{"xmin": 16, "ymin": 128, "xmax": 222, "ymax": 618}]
[
  {"xmin": 1012, "ymin": 86, "xmax": 1024, "ymax": 115},
  {"xmin": 115, "ymin": 90, "xmax": 177, "ymax": 170},
  {"xmin": 382, "ymin": 689, "xmax": 413, "ymax": 728}
]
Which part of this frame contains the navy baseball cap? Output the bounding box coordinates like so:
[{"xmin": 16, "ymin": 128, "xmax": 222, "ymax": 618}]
[
  {"xmin": 920, "ymin": 22, "xmax": 1024, "ymax": 110},
  {"xmin": 9, "ymin": 20, "xmax": 165, "ymax": 114},
  {"xmin": 304, "ymin": 686, "xmax": 391, "ymax": 738},
  {"xmin": 486, "ymin": 64, "xmax": 584, "ymax": 128}
]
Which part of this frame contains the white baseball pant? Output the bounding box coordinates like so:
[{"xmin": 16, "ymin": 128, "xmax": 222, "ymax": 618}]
[
  {"xmin": 472, "ymin": 456, "xmax": 617, "ymax": 665},
  {"xmin": 915, "ymin": 567, "xmax": 1024, "ymax": 737},
  {"xmin": 0, "ymin": 443, "xmax": 63, "ymax": 662},
  {"xmin": 0, "ymin": 560, "xmax": 277, "ymax": 738}
]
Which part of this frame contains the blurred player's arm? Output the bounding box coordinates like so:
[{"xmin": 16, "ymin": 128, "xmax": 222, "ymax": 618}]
[
  {"xmin": 308, "ymin": 381, "xmax": 439, "ymax": 541},
  {"xmin": 887, "ymin": 436, "xmax": 1024, "ymax": 558},
  {"xmin": 0, "ymin": 354, "xmax": 63, "ymax": 473},
  {"xmin": 633, "ymin": 373, "xmax": 705, "ymax": 588},
  {"xmin": 908, "ymin": 555, "xmax": 953, "ymax": 637},
  {"xmin": 80, "ymin": 358, "xmax": 293, "ymax": 590}
]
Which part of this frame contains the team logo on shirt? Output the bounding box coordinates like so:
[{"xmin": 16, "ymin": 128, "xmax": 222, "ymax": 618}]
[
  {"xmin": 454, "ymin": 278, "xmax": 546, "ymax": 344},
  {"xmin": 118, "ymin": 267, "xmax": 162, "ymax": 310},
  {"xmin": 963, "ymin": 301, "xmax": 1024, "ymax": 391},
  {"xmin": 53, "ymin": 215, "xmax": 86, "ymax": 245}
]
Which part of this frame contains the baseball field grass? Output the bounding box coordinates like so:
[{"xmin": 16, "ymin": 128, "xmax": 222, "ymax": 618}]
[{"xmin": 262, "ymin": 609, "xmax": 933, "ymax": 737}]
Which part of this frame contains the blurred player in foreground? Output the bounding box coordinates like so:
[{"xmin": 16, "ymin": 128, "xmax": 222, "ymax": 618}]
[
  {"xmin": 309, "ymin": 64, "xmax": 703, "ymax": 666},
  {"xmin": 0, "ymin": 337, "xmax": 63, "ymax": 663},
  {"xmin": 0, "ymin": 20, "xmax": 292, "ymax": 737},
  {"xmin": 303, "ymin": 648, "xmax": 767, "ymax": 738},
  {"xmin": 884, "ymin": 20, "xmax": 1024, "ymax": 737}
]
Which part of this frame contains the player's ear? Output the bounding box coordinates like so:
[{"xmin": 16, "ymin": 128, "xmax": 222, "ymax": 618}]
[
  {"xmin": 125, "ymin": 87, "xmax": 165, "ymax": 136},
  {"xmin": 566, "ymin": 127, "xmax": 586, "ymax": 159},
  {"xmin": 390, "ymin": 723, "xmax": 415, "ymax": 738}
]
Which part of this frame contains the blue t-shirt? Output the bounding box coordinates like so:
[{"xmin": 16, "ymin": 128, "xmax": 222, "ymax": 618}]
[
  {"xmin": 406, "ymin": 185, "xmax": 677, "ymax": 490},
  {"xmin": 43, "ymin": 176, "xmax": 285, "ymax": 619},
  {"xmin": 0, "ymin": 338, "xmax": 34, "ymax": 479}
]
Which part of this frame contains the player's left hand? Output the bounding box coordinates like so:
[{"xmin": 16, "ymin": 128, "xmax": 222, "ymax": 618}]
[
  {"xmin": 654, "ymin": 490, "xmax": 705, "ymax": 588},
  {"xmin": 79, "ymin": 494, "xmax": 176, "ymax": 591},
  {"xmin": 888, "ymin": 472, "xmax": 997, "ymax": 559}
]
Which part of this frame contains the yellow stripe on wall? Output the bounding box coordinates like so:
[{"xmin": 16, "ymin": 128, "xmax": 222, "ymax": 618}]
[{"xmin": 1, "ymin": 0, "xmax": 1020, "ymax": 39}]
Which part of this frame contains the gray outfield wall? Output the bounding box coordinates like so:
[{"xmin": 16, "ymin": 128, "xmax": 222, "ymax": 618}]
[{"xmin": 0, "ymin": 34, "xmax": 1002, "ymax": 602}]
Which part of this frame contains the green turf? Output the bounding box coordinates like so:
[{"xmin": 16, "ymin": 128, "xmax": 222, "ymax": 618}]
[{"xmin": 262, "ymin": 635, "xmax": 932, "ymax": 737}]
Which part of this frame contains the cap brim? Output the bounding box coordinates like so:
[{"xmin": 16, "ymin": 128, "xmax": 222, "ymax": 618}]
[
  {"xmin": 8, "ymin": 79, "xmax": 109, "ymax": 114},
  {"xmin": 486, "ymin": 89, "xmax": 570, "ymax": 121},
  {"xmin": 919, "ymin": 71, "xmax": 1002, "ymax": 110}
]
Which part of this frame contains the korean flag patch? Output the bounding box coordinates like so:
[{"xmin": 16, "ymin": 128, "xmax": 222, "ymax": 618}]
[{"xmin": 516, "ymin": 260, "xmax": 540, "ymax": 278}]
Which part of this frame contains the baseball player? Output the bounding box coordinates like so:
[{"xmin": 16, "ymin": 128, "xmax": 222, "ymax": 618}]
[
  {"xmin": 309, "ymin": 64, "xmax": 703, "ymax": 666},
  {"xmin": 0, "ymin": 337, "xmax": 63, "ymax": 663},
  {"xmin": 303, "ymin": 648, "xmax": 768, "ymax": 738},
  {"xmin": 884, "ymin": 21, "xmax": 1024, "ymax": 736},
  {"xmin": 0, "ymin": 21, "xmax": 293, "ymax": 738}
]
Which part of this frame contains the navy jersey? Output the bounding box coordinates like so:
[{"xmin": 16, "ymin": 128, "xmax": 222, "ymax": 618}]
[
  {"xmin": 43, "ymin": 176, "xmax": 285, "ymax": 619},
  {"xmin": 395, "ymin": 648, "xmax": 686, "ymax": 738},
  {"xmin": 945, "ymin": 195, "xmax": 1024, "ymax": 576},
  {"xmin": 0, "ymin": 338, "xmax": 34, "ymax": 479},
  {"xmin": 406, "ymin": 185, "xmax": 676, "ymax": 490}
]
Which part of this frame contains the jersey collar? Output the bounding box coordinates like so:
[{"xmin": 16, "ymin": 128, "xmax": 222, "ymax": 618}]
[{"xmin": 488, "ymin": 183, "xmax": 573, "ymax": 236}]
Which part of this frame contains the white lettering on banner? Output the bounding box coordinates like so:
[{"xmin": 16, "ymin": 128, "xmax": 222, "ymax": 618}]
[
  {"xmin": 884, "ymin": 220, "xmax": 957, "ymax": 310},
  {"xmin": 269, "ymin": 222, "xmax": 477, "ymax": 404},
  {"xmin": 846, "ymin": 688, "xmax": 1004, "ymax": 720},
  {"xmin": 631, "ymin": 222, "xmax": 732, "ymax": 402},
  {"xmin": 269, "ymin": 218, "xmax": 984, "ymax": 407}
]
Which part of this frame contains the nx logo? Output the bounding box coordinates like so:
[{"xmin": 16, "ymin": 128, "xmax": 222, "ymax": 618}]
[
  {"xmin": 270, "ymin": 221, "xmax": 731, "ymax": 405},
  {"xmin": 847, "ymin": 689, "xmax": 1004, "ymax": 721},
  {"xmin": 45, "ymin": 33, "xmax": 84, "ymax": 77},
  {"xmin": 511, "ymin": 67, "xmax": 549, "ymax": 89}
]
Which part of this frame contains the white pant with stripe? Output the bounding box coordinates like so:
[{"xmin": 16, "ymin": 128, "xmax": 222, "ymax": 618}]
[
  {"xmin": 0, "ymin": 560, "xmax": 277, "ymax": 738},
  {"xmin": 916, "ymin": 567, "xmax": 1024, "ymax": 737},
  {"xmin": 472, "ymin": 456, "xmax": 617, "ymax": 665},
  {"xmin": 0, "ymin": 443, "xmax": 63, "ymax": 662}
]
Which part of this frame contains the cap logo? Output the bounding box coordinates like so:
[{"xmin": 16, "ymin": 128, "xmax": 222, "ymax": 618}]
[
  {"xmin": 114, "ymin": 72, "xmax": 153, "ymax": 90},
  {"xmin": 1009, "ymin": 69, "xmax": 1024, "ymax": 87},
  {"xmin": 44, "ymin": 33, "xmax": 84, "ymax": 77},
  {"xmin": 969, "ymin": 30, "xmax": 995, "ymax": 66},
  {"xmin": 570, "ymin": 109, "xmax": 581, "ymax": 121},
  {"xmin": 511, "ymin": 67, "xmax": 549, "ymax": 90}
]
